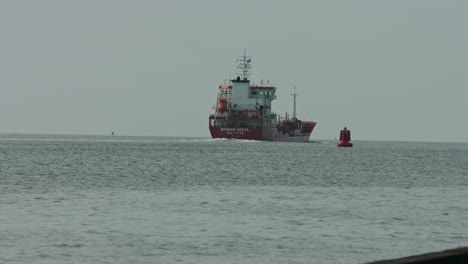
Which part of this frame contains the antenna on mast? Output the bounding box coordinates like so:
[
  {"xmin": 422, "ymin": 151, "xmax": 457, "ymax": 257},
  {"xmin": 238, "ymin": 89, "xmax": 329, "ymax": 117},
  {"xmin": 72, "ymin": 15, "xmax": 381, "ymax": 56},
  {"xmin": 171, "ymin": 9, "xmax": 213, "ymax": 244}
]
[
  {"xmin": 291, "ymin": 86, "xmax": 298, "ymax": 119},
  {"xmin": 236, "ymin": 48, "xmax": 251, "ymax": 80}
]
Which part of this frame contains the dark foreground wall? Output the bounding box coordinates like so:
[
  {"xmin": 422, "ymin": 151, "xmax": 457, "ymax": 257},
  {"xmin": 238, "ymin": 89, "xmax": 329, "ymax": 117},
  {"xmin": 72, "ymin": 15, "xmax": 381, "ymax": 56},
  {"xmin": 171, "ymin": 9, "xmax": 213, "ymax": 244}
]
[{"xmin": 368, "ymin": 247, "xmax": 468, "ymax": 264}]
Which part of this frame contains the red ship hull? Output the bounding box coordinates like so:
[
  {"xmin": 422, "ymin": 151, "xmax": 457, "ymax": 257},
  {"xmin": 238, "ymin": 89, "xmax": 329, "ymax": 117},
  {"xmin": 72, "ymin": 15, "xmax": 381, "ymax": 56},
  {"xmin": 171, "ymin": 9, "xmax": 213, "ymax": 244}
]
[
  {"xmin": 209, "ymin": 117, "xmax": 316, "ymax": 142},
  {"xmin": 209, "ymin": 127, "xmax": 263, "ymax": 140}
]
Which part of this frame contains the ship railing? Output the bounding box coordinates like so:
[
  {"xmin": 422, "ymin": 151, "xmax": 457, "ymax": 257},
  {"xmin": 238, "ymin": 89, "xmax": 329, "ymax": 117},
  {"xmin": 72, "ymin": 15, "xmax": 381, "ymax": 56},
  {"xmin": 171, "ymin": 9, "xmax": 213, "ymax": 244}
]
[
  {"xmin": 231, "ymin": 109, "xmax": 264, "ymax": 117},
  {"xmin": 214, "ymin": 112, "xmax": 228, "ymax": 118}
]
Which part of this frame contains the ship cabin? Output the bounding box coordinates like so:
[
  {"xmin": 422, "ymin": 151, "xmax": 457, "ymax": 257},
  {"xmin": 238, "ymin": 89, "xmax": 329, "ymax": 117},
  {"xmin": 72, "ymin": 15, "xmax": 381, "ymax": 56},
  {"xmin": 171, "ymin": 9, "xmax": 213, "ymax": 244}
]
[
  {"xmin": 209, "ymin": 80, "xmax": 278, "ymax": 129},
  {"xmin": 215, "ymin": 82, "xmax": 277, "ymax": 115}
]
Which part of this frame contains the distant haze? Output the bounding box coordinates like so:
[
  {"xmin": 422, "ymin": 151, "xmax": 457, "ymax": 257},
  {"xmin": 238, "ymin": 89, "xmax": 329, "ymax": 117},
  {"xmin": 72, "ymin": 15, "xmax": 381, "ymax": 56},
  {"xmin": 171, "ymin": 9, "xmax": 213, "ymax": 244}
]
[{"xmin": 1, "ymin": 0, "xmax": 467, "ymax": 142}]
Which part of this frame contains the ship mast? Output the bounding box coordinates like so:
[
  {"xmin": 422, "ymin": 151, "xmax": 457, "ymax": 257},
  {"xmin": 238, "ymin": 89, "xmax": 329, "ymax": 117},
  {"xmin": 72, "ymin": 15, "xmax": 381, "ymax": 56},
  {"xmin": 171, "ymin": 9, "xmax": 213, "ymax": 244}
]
[
  {"xmin": 236, "ymin": 48, "xmax": 251, "ymax": 80},
  {"xmin": 291, "ymin": 86, "xmax": 298, "ymax": 119}
]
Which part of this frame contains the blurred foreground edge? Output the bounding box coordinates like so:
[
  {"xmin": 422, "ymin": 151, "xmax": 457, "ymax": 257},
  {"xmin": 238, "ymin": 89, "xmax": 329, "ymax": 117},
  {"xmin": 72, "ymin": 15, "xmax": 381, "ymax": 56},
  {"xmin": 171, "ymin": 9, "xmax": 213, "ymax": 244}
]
[{"xmin": 368, "ymin": 247, "xmax": 468, "ymax": 264}]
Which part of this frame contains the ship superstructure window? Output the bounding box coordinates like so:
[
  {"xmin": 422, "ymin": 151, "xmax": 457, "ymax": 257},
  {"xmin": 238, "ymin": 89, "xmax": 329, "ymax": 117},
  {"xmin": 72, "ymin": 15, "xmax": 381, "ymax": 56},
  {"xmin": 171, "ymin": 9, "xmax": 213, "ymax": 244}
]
[
  {"xmin": 213, "ymin": 119, "xmax": 234, "ymax": 128},
  {"xmin": 219, "ymin": 89, "xmax": 231, "ymax": 94}
]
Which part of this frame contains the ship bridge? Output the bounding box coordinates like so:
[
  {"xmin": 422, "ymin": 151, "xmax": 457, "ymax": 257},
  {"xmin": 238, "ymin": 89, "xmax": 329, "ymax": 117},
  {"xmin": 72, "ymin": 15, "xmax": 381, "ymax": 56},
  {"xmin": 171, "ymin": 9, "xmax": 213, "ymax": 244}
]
[
  {"xmin": 217, "ymin": 83, "xmax": 276, "ymax": 116},
  {"xmin": 218, "ymin": 85, "xmax": 276, "ymax": 97}
]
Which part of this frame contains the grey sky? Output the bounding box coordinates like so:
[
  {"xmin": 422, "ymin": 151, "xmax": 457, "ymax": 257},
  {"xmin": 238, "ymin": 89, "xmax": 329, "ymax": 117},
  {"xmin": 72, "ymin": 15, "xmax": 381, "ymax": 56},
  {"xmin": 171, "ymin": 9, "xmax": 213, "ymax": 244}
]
[{"xmin": 1, "ymin": 0, "xmax": 467, "ymax": 142}]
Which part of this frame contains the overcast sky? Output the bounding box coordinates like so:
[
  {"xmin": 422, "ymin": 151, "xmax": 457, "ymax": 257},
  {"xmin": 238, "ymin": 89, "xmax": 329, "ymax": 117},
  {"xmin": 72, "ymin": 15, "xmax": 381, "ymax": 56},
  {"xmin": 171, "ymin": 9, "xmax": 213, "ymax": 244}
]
[{"xmin": 1, "ymin": 0, "xmax": 467, "ymax": 142}]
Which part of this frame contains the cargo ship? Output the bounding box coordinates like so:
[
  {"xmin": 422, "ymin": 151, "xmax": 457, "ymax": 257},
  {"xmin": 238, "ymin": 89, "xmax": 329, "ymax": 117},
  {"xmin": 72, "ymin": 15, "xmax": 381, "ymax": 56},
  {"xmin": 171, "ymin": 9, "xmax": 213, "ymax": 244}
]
[{"xmin": 209, "ymin": 52, "xmax": 316, "ymax": 142}]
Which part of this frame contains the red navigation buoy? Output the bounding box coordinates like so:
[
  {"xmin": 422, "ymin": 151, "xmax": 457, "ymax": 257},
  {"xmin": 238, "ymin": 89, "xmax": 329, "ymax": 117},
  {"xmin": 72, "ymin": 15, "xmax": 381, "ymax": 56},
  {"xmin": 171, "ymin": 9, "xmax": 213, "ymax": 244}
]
[{"xmin": 337, "ymin": 127, "xmax": 353, "ymax": 147}]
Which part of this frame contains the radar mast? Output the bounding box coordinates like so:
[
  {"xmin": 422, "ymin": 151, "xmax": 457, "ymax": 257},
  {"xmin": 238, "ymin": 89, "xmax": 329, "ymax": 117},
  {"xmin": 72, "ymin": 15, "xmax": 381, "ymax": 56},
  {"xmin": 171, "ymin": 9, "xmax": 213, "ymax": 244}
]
[{"xmin": 236, "ymin": 48, "xmax": 251, "ymax": 80}]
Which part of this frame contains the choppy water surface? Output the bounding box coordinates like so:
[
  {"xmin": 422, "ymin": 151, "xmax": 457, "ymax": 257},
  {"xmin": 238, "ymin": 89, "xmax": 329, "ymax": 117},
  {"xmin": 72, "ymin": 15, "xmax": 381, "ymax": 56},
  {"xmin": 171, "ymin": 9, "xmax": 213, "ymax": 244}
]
[{"xmin": 1, "ymin": 134, "xmax": 467, "ymax": 264}]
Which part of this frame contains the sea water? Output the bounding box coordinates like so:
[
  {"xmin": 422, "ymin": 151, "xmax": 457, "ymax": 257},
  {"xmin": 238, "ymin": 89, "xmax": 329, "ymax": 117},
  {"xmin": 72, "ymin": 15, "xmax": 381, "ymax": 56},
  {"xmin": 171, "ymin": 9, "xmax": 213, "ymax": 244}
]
[{"xmin": 0, "ymin": 134, "xmax": 467, "ymax": 264}]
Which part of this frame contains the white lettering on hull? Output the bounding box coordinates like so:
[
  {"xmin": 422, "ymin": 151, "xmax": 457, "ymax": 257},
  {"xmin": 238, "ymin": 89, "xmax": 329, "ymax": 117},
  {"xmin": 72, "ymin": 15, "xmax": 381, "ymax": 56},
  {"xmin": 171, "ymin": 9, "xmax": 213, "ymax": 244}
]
[
  {"xmin": 219, "ymin": 128, "xmax": 251, "ymax": 136},
  {"xmin": 220, "ymin": 128, "xmax": 250, "ymax": 132}
]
